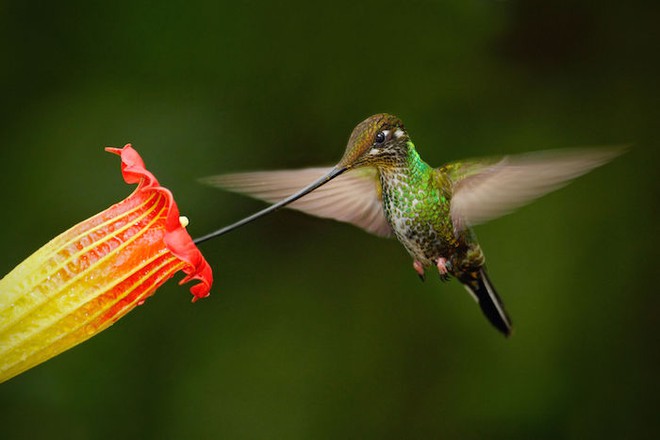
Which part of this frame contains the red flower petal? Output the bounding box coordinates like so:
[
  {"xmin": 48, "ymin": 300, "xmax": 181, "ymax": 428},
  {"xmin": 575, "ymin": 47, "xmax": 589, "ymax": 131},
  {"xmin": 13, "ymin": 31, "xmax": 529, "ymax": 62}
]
[
  {"xmin": 106, "ymin": 145, "xmax": 213, "ymax": 300},
  {"xmin": 0, "ymin": 144, "xmax": 214, "ymax": 383}
]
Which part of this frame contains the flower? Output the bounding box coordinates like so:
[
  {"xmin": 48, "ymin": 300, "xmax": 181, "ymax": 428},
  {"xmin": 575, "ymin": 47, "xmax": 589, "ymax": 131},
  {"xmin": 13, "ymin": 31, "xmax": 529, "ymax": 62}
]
[{"xmin": 0, "ymin": 144, "xmax": 213, "ymax": 383}]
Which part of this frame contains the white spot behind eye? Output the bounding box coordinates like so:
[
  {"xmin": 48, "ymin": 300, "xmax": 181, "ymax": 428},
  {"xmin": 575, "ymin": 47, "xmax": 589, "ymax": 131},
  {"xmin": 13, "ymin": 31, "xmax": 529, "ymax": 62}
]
[
  {"xmin": 369, "ymin": 148, "xmax": 380, "ymax": 155},
  {"xmin": 394, "ymin": 129, "xmax": 404, "ymax": 138}
]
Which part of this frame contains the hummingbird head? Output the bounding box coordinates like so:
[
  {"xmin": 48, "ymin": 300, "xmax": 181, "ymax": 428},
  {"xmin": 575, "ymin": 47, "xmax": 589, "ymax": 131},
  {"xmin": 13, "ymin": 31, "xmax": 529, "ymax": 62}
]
[
  {"xmin": 193, "ymin": 113, "xmax": 411, "ymax": 244},
  {"xmin": 338, "ymin": 113, "xmax": 409, "ymax": 170}
]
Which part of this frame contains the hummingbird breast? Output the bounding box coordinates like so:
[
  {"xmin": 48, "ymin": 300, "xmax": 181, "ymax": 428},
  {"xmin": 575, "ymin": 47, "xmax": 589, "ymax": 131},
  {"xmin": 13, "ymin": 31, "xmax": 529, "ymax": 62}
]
[{"xmin": 378, "ymin": 161, "xmax": 459, "ymax": 268}]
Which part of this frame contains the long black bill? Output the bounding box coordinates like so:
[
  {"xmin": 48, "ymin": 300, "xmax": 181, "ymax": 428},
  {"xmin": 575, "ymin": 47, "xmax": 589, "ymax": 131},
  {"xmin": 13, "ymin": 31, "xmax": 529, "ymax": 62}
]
[{"xmin": 193, "ymin": 166, "xmax": 348, "ymax": 245}]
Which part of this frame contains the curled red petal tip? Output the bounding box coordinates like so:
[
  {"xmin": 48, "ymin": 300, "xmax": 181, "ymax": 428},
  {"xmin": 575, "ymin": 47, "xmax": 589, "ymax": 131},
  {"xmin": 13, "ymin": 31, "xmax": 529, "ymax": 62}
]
[{"xmin": 106, "ymin": 144, "xmax": 213, "ymax": 300}]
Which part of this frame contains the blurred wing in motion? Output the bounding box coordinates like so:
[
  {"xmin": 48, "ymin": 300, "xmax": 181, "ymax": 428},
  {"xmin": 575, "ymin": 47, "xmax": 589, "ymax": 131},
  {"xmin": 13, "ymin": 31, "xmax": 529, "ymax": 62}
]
[
  {"xmin": 201, "ymin": 167, "xmax": 393, "ymax": 237},
  {"xmin": 447, "ymin": 147, "xmax": 625, "ymax": 231}
]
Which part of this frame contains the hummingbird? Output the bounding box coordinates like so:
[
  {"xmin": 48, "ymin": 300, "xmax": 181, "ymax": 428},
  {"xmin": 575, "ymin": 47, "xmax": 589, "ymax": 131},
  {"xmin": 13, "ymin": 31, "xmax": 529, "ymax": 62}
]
[{"xmin": 197, "ymin": 113, "xmax": 622, "ymax": 336}]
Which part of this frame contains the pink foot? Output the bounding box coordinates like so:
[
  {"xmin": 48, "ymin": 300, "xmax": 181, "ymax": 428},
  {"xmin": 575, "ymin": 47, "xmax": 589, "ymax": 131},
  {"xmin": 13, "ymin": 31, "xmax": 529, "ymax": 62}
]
[
  {"xmin": 413, "ymin": 260, "xmax": 425, "ymax": 282},
  {"xmin": 436, "ymin": 258, "xmax": 448, "ymax": 275},
  {"xmin": 436, "ymin": 257, "xmax": 450, "ymax": 282}
]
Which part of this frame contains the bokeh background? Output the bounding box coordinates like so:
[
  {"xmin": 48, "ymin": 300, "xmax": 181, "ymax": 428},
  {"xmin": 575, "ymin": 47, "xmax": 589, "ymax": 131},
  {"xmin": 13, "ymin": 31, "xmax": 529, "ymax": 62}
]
[{"xmin": 1, "ymin": 0, "xmax": 658, "ymax": 438}]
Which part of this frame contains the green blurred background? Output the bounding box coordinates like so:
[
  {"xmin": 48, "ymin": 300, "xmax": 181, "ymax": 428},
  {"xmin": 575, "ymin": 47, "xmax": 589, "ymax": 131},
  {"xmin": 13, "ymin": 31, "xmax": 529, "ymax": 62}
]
[{"xmin": 1, "ymin": 0, "xmax": 658, "ymax": 438}]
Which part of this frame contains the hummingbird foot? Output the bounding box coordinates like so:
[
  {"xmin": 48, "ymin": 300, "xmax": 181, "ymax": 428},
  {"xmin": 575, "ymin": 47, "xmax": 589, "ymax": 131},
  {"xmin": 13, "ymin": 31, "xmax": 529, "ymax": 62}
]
[
  {"xmin": 413, "ymin": 260, "xmax": 426, "ymax": 282},
  {"xmin": 436, "ymin": 258, "xmax": 451, "ymax": 282}
]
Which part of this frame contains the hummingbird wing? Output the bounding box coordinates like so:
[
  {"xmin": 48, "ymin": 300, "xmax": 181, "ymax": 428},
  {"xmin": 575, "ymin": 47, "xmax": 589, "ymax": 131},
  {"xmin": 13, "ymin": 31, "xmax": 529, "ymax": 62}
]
[
  {"xmin": 446, "ymin": 147, "xmax": 624, "ymax": 231},
  {"xmin": 201, "ymin": 167, "xmax": 393, "ymax": 237}
]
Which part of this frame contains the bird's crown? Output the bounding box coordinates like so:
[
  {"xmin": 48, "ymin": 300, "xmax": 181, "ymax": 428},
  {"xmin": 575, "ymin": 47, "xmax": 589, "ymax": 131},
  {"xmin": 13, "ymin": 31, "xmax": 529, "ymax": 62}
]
[{"xmin": 339, "ymin": 113, "xmax": 409, "ymax": 168}]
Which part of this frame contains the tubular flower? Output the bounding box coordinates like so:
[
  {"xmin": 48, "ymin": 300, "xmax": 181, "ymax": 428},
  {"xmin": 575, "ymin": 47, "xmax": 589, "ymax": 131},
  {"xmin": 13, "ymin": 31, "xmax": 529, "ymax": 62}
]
[{"xmin": 0, "ymin": 144, "xmax": 213, "ymax": 383}]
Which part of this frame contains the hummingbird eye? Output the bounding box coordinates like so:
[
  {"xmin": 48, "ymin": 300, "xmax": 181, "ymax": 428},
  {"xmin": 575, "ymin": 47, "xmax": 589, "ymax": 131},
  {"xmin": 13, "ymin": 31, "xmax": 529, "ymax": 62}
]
[{"xmin": 375, "ymin": 131, "xmax": 386, "ymax": 144}]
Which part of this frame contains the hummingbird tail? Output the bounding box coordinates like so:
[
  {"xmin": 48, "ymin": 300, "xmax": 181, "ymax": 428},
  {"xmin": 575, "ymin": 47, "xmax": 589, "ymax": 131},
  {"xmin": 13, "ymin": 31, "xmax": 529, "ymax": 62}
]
[{"xmin": 461, "ymin": 268, "xmax": 512, "ymax": 337}]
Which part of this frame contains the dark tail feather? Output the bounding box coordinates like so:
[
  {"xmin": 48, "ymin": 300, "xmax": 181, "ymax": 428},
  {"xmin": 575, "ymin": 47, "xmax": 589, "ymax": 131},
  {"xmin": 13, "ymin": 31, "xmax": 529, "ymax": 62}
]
[{"xmin": 461, "ymin": 268, "xmax": 512, "ymax": 337}]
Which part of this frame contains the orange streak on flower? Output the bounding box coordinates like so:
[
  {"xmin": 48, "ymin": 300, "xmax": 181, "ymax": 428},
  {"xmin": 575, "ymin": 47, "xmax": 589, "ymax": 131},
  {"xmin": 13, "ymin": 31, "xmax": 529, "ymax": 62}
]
[{"xmin": 0, "ymin": 144, "xmax": 213, "ymax": 383}]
